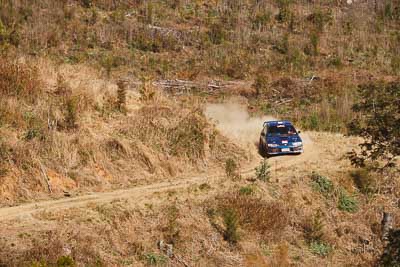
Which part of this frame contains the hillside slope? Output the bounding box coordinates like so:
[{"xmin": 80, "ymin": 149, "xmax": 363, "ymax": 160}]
[
  {"xmin": 0, "ymin": 128, "xmax": 398, "ymax": 266},
  {"xmin": 0, "ymin": 0, "xmax": 399, "ymax": 266}
]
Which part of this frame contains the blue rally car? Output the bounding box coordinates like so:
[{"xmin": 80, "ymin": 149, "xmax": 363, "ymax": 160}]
[{"xmin": 259, "ymin": 121, "xmax": 303, "ymax": 156}]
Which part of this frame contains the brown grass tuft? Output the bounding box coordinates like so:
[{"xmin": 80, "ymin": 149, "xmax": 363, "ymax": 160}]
[
  {"xmin": 215, "ymin": 193, "xmax": 289, "ymax": 241},
  {"xmin": 0, "ymin": 58, "xmax": 43, "ymax": 102}
]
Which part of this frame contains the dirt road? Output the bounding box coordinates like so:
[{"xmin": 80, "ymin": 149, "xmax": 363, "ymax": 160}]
[
  {"xmin": 0, "ymin": 101, "xmax": 337, "ymax": 224},
  {"xmin": 0, "ymin": 99, "xmax": 335, "ymax": 225},
  {"xmin": 0, "ymin": 132, "xmax": 320, "ymax": 223}
]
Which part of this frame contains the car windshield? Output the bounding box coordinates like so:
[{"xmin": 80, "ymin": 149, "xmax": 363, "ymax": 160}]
[{"xmin": 268, "ymin": 125, "xmax": 297, "ymax": 136}]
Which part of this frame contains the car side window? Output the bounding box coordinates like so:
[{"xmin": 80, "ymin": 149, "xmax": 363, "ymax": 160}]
[{"xmin": 262, "ymin": 126, "xmax": 267, "ymax": 135}]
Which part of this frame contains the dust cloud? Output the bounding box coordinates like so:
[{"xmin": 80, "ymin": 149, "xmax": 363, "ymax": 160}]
[{"xmin": 204, "ymin": 102, "xmax": 277, "ymax": 147}]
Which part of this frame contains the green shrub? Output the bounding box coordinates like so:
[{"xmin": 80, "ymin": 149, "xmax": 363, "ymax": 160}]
[
  {"xmin": 328, "ymin": 55, "xmax": 343, "ymax": 68},
  {"xmin": 143, "ymin": 252, "xmax": 167, "ymax": 266},
  {"xmin": 255, "ymin": 160, "xmax": 270, "ymax": 182},
  {"xmin": 309, "ymin": 31, "xmax": 320, "ymax": 56},
  {"xmin": 337, "ymin": 189, "xmax": 358, "ymax": 213},
  {"xmin": 305, "ymin": 113, "xmax": 320, "ymax": 130},
  {"xmin": 56, "ymin": 256, "xmax": 75, "ymax": 267},
  {"xmin": 239, "ymin": 186, "xmax": 255, "ymax": 196},
  {"xmin": 251, "ymin": 10, "xmax": 272, "ymax": 31},
  {"xmin": 222, "ymin": 208, "xmax": 240, "ymax": 244},
  {"xmin": 311, "ymin": 172, "xmax": 334, "ymax": 197},
  {"xmin": 304, "ymin": 211, "xmax": 325, "ymax": 243},
  {"xmin": 286, "ymin": 47, "xmax": 307, "ymax": 74},
  {"xmin": 100, "ymin": 53, "xmax": 125, "ymax": 77},
  {"xmin": 310, "ymin": 241, "xmax": 332, "ymax": 257}
]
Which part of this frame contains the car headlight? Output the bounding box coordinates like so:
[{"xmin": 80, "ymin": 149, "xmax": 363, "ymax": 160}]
[
  {"xmin": 292, "ymin": 142, "xmax": 303, "ymax": 147},
  {"xmin": 268, "ymin": 143, "xmax": 279, "ymax": 147}
]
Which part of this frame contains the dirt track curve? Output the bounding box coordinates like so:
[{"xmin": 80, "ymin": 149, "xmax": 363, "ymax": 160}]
[{"xmin": 0, "ymin": 134, "xmax": 319, "ymax": 223}]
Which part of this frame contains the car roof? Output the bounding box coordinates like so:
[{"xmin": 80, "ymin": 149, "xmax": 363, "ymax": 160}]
[{"xmin": 263, "ymin": 120, "xmax": 293, "ymax": 127}]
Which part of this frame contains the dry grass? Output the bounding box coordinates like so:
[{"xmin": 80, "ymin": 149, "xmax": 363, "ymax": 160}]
[
  {"xmin": 1, "ymin": 1, "xmax": 399, "ymax": 135},
  {"xmin": 0, "ymin": 58, "xmax": 243, "ymax": 205},
  {"xmin": 0, "ymin": 1, "xmax": 399, "ymax": 266},
  {"xmin": 214, "ymin": 193, "xmax": 290, "ymax": 241}
]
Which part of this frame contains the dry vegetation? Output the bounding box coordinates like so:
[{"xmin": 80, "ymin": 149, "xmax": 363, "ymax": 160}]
[
  {"xmin": 0, "ymin": 152, "xmax": 398, "ymax": 266},
  {"xmin": 1, "ymin": 0, "xmax": 399, "ymax": 131},
  {"xmin": 0, "ymin": 0, "xmax": 399, "ymax": 266},
  {"xmin": 0, "ymin": 57, "xmax": 243, "ymax": 206}
]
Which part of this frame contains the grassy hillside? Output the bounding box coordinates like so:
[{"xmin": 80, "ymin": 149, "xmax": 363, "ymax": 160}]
[
  {"xmin": 0, "ymin": 0, "xmax": 399, "ymax": 266},
  {"xmin": 0, "ymin": 57, "xmax": 244, "ymax": 205},
  {"xmin": 1, "ymin": 0, "xmax": 400, "ymax": 132}
]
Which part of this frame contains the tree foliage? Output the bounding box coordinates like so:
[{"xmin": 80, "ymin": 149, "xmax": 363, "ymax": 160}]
[{"xmin": 347, "ymin": 81, "xmax": 400, "ymax": 168}]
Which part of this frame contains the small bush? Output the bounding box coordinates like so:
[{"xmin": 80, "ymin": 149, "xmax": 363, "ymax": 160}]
[
  {"xmin": 207, "ymin": 22, "xmax": 227, "ymax": 45},
  {"xmin": 225, "ymin": 158, "xmax": 240, "ymax": 180},
  {"xmin": 239, "ymin": 185, "xmax": 255, "ymax": 196},
  {"xmin": 251, "ymin": 10, "xmax": 271, "ymax": 31},
  {"xmin": 222, "ymin": 208, "xmax": 240, "ymax": 244},
  {"xmin": 129, "ymin": 27, "xmax": 180, "ymax": 53},
  {"xmin": 350, "ymin": 168, "xmax": 377, "ymax": 195},
  {"xmin": 168, "ymin": 112, "xmax": 208, "ymax": 160},
  {"xmin": 143, "ymin": 253, "xmax": 167, "ymax": 266},
  {"xmin": 310, "ymin": 241, "xmax": 332, "ymax": 257},
  {"xmin": 311, "ymin": 172, "xmax": 334, "ymax": 197},
  {"xmin": 216, "ymin": 193, "xmax": 289, "ymax": 239},
  {"xmin": 337, "ymin": 188, "xmax": 358, "ymax": 213},
  {"xmin": 252, "ymin": 73, "xmax": 269, "ymax": 96},
  {"xmin": 116, "ymin": 80, "xmax": 127, "ymax": 113},
  {"xmin": 328, "ymin": 55, "xmax": 343, "ymax": 68},
  {"xmin": 56, "ymin": 256, "xmax": 75, "ymax": 267},
  {"xmin": 305, "ymin": 31, "xmax": 320, "ymax": 56},
  {"xmin": 276, "ymin": 0, "xmax": 293, "ymax": 23},
  {"xmin": 307, "ymin": 9, "xmax": 332, "ymax": 32},
  {"xmin": 255, "ymin": 160, "xmax": 270, "ymax": 182},
  {"xmin": 304, "ymin": 211, "xmax": 325, "ymax": 243},
  {"xmin": 100, "ymin": 53, "xmax": 117, "ymax": 77},
  {"xmin": 64, "ymin": 96, "xmax": 79, "ymax": 130},
  {"xmin": 163, "ymin": 204, "xmax": 180, "ymax": 245}
]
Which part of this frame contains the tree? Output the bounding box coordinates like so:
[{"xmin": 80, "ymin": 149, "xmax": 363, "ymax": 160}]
[{"xmin": 347, "ymin": 81, "xmax": 400, "ymax": 169}]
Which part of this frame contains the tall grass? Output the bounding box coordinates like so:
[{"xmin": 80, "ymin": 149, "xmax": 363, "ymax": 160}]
[
  {"xmin": 215, "ymin": 193, "xmax": 289, "ymax": 240},
  {"xmin": 0, "ymin": 0, "xmax": 398, "ymax": 80}
]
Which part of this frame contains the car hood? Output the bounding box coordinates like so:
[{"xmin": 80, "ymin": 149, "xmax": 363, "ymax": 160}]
[{"xmin": 266, "ymin": 135, "xmax": 302, "ymax": 144}]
